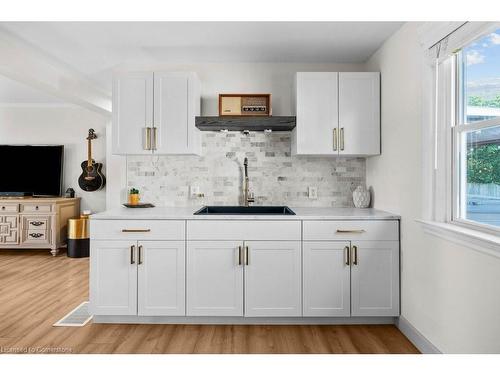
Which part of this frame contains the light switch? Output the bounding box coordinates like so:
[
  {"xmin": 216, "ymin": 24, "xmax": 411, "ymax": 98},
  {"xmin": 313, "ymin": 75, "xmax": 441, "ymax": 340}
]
[{"xmin": 308, "ymin": 186, "xmax": 318, "ymax": 199}]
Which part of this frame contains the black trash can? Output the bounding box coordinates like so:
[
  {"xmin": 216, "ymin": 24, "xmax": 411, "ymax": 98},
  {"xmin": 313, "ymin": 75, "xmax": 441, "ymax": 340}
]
[{"xmin": 67, "ymin": 216, "xmax": 89, "ymax": 258}]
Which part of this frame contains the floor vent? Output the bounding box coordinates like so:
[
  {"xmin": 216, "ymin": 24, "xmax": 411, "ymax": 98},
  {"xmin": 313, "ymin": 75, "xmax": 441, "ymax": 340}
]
[{"xmin": 53, "ymin": 301, "xmax": 93, "ymax": 327}]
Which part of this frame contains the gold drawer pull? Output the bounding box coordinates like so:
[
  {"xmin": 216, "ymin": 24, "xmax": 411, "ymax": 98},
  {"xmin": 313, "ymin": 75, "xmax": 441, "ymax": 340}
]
[
  {"xmin": 121, "ymin": 229, "xmax": 151, "ymax": 233},
  {"xmin": 336, "ymin": 229, "xmax": 366, "ymax": 234}
]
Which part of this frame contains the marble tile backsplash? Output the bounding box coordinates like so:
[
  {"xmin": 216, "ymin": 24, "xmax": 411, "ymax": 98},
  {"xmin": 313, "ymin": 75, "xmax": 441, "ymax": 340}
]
[{"xmin": 127, "ymin": 132, "xmax": 365, "ymax": 207}]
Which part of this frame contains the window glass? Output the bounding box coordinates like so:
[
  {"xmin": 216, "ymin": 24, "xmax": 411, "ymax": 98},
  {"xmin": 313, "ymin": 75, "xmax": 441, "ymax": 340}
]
[
  {"xmin": 459, "ymin": 125, "xmax": 500, "ymax": 228},
  {"xmin": 462, "ymin": 28, "xmax": 500, "ymax": 124}
]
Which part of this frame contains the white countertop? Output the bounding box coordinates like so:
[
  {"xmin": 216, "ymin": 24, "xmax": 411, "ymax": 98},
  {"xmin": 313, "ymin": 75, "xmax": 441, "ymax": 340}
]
[{"xmin": 91, "ymin": 206, "xmax": 400, "ymax": 220}]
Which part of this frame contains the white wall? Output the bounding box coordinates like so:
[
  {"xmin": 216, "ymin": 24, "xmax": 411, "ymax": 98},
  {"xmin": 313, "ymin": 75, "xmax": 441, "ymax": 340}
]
[
  {"xmin": 365, "ymin": 22, "xmax": 500, "ymax": 353},
  {"xmin": 0, "ymin": 105, "xmax": 108, "ymax": 212}
]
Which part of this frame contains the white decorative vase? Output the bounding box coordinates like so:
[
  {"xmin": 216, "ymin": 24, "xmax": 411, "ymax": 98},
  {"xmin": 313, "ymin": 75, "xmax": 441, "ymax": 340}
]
[{"xmin": 353, "ymin": 185, "xmax": 371, "ymax": 208}]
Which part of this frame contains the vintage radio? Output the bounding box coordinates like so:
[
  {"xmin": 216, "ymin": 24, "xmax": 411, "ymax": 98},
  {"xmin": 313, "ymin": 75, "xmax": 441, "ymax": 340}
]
[{"xmin": 219, "ymin": 94, "xmax": 271, "ymax": 116}]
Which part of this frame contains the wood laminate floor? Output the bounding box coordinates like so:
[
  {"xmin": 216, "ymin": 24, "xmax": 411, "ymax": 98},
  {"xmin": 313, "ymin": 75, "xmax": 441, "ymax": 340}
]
[{"xmin": 0, "ymin": 250, "xmax": 419, "ymax": 354}]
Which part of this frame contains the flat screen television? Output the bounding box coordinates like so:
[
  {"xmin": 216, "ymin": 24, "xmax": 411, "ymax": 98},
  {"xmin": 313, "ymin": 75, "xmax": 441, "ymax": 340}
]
[{"xmin": 0, "ymin": 145, "xmax": 64, "ymax": 197}]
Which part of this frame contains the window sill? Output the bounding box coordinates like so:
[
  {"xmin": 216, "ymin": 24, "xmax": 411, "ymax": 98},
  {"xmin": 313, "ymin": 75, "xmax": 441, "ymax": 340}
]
[{"xmin": 417, "ymin": 220, "xmax": 500, "ymax": 258}]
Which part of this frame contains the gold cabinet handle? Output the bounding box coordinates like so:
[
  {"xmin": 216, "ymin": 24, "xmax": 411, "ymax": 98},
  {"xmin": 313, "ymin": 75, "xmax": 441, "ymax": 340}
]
[
  {"xmin": 344, "ymin": 245, "xmax": 350, "ymax": 266},
  {"xmin": 340, "ymin": 127, "xmax": 345, "ymax": 151},
  {"xmin": 143, "ymin": 127, "xmax": 152, "ymax": 150},
  {"xmin": 352, "ymin": 245, "xmax": 358, "ymax": 265},
  {"xmin": 122, "ymin": 229, "xmax": 151, "ymax": 233},
  {"xmin": 333, "ymin": 128, "xmax": 338, "ymax": 151},
  {"xmin": 152, "ymin": 127, "xmax": 157, "ymax": 151},
  {"xmin": 245, "ymin": 246, "xmax": 249, "ymax": 266},
  {"xmin": 138, "ymin": 245, "xmax": 143, "ymax": 265},
  {"xmin": 130, "ymin": 245, "xmax": 136, "ymax": 265},
  {"xmin": 238, "ymin": 246, "xmax": 242, "ymax": 266},
  {"xmin": 336, "ymin": 229, "xmax": 366, "ymax": 234}
]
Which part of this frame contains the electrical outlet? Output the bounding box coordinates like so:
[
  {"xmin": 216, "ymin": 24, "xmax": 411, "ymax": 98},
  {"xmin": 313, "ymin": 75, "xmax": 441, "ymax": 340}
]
[
  {"xmin": 189, "ymin": 186, "xmax": 200, "ymax": 198},
  {"xmin": 308, "ymin": 186, "xmax": 318, "ymax": 199}
]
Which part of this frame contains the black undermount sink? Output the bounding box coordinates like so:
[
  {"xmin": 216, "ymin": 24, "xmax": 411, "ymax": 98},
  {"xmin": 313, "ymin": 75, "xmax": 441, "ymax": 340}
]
[{"xmin": 194, "ymin": 206, "xmax": 296, "ymax": 215}]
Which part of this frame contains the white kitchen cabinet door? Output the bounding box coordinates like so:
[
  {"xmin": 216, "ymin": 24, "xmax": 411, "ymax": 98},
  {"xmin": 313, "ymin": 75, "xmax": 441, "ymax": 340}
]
[
  {"xmin": 293, "ymin": 72, "xmax": 338, "ymax": 155},
  {"xmin": 351, "ymin": 241, "xmax": 399, "ymax": 316},
  {"xmin": 138, "ymin": 241, "xmax": 185, "ymax": 316},
  {"xmin": 154, "ymin": 72, "xmax": 201, "ymax": 155},
  {"xmin": 338, "ymin": 72, "xmax": 380, "ymax": 156},
  {"xmin": 112, "ymin": 72, "xmax": 154, "ymax": 155},
  {"xmin": 90, "ymin": 240, "xmax": 137, "ymax": 315},
  {"xmin": 244, "ymin": 241, "xmax": 301, "ymax": 317},
  {"xmin": 303, "ymin": 241, "xmax": 351, "ymax": 317},
  {"xmin": 187, "ymin": 241, "xmax": 243, "ymax": 316}
]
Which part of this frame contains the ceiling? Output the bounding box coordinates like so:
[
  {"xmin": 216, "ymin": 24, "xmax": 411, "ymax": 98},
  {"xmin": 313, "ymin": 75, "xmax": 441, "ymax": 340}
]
[{"xmin": 0, "ymin": 22, "xmax": 402, "ymax": 103}]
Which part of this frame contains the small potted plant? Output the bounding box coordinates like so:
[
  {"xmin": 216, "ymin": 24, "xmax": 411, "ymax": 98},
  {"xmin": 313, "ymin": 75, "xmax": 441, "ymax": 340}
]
[{"xmin": 128, "ymin": 188, "xmax": 140, "ymax": 205}]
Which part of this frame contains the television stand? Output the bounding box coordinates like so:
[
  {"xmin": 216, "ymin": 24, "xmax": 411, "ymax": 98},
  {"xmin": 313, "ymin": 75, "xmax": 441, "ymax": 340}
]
[{"xmin": 0, "ymin": 197, "xmax": 80, "ymax": 256}]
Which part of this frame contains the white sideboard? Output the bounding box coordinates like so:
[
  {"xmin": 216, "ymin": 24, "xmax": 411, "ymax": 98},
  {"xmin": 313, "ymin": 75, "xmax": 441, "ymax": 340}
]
[
  {"xmin": 89, "ymin": 208, "xmax": 399, "ymax": 324},
  {"xmin": 0, "ymin": 197, "xmax": 80, "ymax": 256}
]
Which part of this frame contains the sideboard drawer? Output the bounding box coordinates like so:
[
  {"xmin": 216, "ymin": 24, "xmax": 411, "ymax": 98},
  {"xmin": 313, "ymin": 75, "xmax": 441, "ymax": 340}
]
[
  {"xmin": 21, "ymin": 203, "xmax": 53, "ymax": 213},
  {"xmin": 22, "ymin": 230, "xmax": 50, "ymax": 245},
  {"xmin": 90, "ymin": 220, "xmax": 185, "ymax": 240},
  {"xmin": 23, "ymin": 216, "xmax": 50, "ymax": 230},
  {"xmin": 0, "ymin": 203, "xmax": 19, "ymax": 213},
  {"xmin": 303, "ymin": 220, "xmax": 399, "ymax": 241}
]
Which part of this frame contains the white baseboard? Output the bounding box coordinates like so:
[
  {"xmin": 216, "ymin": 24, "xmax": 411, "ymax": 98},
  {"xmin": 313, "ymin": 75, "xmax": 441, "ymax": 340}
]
[
  {"xmin": 397, "ymin": 316, "xmax": 441, "ymax": 354},
  {"xmin": 93, "ymin": 315, "xmax": 397, "ymax": 325}
]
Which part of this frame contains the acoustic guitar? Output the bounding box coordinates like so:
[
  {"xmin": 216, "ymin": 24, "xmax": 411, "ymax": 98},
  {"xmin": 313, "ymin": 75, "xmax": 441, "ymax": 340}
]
[{"xmin": 78, "ymin": 128, "xmax": 106, "ymax": 192}]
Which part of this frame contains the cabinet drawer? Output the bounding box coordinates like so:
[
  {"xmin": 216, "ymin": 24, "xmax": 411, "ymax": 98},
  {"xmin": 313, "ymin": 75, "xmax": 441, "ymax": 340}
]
[
  {"xmin": 90, "ymin": 219, "xmax": 185, "ymax": 240},
  {"xmin": 21, "ymin": 203, "xmax": 52, "ymax": 213},
  {"xmin": 23, "ymin": 216, "xmax": 49, "ymax": 230},
  {"xmin": 22, "ymin": 230, "xmax": 50, "ymax": 244},
  {"xmin": 187, "ymin": 220, "xmax": 301, "ymax": 241},
  {"xmin": 0, "ymin": 203, "xmax": 19, "ymax": 213},
  {"xmin": 303, "ymin": 220, "xmax": 399, "ymax": 241}
]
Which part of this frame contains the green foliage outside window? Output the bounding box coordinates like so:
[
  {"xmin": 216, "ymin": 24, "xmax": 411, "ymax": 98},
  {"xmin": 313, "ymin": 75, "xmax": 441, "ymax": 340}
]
[
  {"xmin": 467, "ymin": 144, "xmax": 500, "ymax": 184},
  {"xmin": 468, "ymin": 95, "xmax": 500, "ymax": 108}
]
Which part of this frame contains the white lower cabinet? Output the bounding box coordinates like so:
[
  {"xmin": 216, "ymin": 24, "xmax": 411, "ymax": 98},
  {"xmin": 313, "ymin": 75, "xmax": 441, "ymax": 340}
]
[
  {"xmin": 186, "ymin": 240, "xmax": 301, "ymax": 317},
  {"xmin": 245, "ymin": 241, "xmax": 302, "ymax": 317},
  {"xmin": 138, "ymin": 241, "xmax": 185, "ymax": 316},
  {"xmin": 90, "ymin": 240, "xmax": 138, "ymax": 316},
  {"xmin": 303, "ymin": 241, "xmax": 351, "ymax": 317},
  {"xmin": 91, "ymin": 219, "xmax": 400, "ymax": 320},
  {"xmin": 90, "ymin": 240, "xmax": 185, "ymax": 316},
  {"xmin": 351, "ymin": 241, "xmax": 399, "ymax": 316},
  {"xmin": 187, "ymin": 241, "xmax": 244, "ymax": 316}
]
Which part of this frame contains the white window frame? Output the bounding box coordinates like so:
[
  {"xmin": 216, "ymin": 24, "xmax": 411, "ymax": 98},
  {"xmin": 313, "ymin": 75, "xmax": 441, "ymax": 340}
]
[
  {"xmin": 419, "ymin": 22, "xmax": 500, "ymax": 256},
  {"xmin": 451, "ymin": 45, "xmax": 500, "ymax": 236}
]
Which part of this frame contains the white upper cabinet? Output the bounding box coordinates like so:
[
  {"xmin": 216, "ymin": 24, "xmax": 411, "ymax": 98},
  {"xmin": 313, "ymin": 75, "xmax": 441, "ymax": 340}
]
[
  {"xmin": 112, "ymin": 71, "xmax": 201, "ymax": 155},
  {"xmin": 154, "ymin": 72, "xmax": 201, "ymax": 155},
  {"xmin": 112, "ymin": 72, "xmax": 154, "ymax": 155},
  {"xmin": 338, "ymin": 72, "xmax": 380, "ymax": 156},
  {"xmin": 293, "ymin": 72, "xmax": 338, "ymax": 155},
  {"xmin": 293, "ymin": 72, "xmax": 380, "ymax": 156}
]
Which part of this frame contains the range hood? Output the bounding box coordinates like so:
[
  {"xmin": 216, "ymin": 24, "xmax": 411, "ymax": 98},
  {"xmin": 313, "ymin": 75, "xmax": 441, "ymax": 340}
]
[{"xmin": 195, "ymin": 116, "xmax": 296, "ymax": 132}]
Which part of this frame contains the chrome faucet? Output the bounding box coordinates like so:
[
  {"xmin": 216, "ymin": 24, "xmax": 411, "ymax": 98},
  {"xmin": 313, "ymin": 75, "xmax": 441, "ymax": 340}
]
[{"xmin": 243, "ymin": 157, "xmax": 255, "ymax": 206}]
